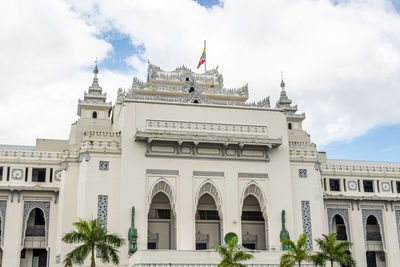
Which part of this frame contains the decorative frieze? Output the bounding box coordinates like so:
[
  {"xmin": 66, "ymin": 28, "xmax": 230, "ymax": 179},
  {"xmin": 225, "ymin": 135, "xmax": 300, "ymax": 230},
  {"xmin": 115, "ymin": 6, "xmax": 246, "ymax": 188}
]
[
  {"xmin": 11, "ymin": 168, "xmax": 24, "ymax": 180},
  {"xmin": 0, "ymin": 150, "xmax": 63, "ymax": 161},
  {"xmin": 322, "ymin": 160, "xmax": 400, "ymax": 176},
  {"xmin": 146, "ymin": 120, "xmax": 268, "ymax": 137},
  {"xmin": 81, "ymin": 131, "xmax": 121, "ymax": 153},
  {"xmin": 301, "ymin": 201, "xmax": 313, "ymax": 251}
]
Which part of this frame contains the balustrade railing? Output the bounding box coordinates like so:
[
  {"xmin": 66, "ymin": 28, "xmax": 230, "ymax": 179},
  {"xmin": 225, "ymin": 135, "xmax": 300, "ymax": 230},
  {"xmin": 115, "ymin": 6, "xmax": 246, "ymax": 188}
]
[
  {"xmin": 366, "ymin": 232, "xmax": 382, "ymax": 241},
  {"xmin": 26, "ymin": 225, "xmax": 45, "ymax": 237}
]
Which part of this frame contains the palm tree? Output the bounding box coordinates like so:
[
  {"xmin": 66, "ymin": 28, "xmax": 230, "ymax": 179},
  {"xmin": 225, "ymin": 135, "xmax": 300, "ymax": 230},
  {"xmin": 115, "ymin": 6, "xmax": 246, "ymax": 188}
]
[
  {"xmin": 62, "ymin": 218, "xmax": 125, "ymax": 267},
  {"xmin": 214, "ymin": 236, "xmax": 254, "ymax": 267},
  {"xmin": 280, "ymin": 234, "xmax": 311, "ymax": 267},
  {"xmin": 314, "ymin": 233, "xmax": 355, "ymax": 267}
]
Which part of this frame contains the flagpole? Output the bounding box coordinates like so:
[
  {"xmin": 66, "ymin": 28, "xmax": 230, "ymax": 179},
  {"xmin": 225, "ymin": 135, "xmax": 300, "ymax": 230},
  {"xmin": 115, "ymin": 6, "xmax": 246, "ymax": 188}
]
[{"xmin": 204, "ymin": 40, "xmax": 207, "ymax": 87}]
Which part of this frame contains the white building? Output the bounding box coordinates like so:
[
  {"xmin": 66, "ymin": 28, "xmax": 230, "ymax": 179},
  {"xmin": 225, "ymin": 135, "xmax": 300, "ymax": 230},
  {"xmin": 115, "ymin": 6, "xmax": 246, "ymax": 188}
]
[{"xmin": 0, "ymin": 62, "xmax": 399, "ymax": 267}]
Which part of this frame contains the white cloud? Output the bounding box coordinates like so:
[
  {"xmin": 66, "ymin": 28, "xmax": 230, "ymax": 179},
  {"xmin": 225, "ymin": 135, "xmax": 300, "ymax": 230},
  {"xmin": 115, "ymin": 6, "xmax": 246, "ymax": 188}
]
[{"xmin": 1, "ymin": 0, "xmax": 400, "ymax": 147}]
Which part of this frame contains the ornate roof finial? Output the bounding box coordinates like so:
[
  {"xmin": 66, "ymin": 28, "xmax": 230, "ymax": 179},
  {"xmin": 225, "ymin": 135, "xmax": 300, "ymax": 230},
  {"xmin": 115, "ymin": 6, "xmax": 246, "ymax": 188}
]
[
  {"xmin": 280, "ymin": 71, "xmax": 285, "ymax": 90},
  {"xmin": 94, "ymin": 57, "xmax": 99, "ymax": 75}
]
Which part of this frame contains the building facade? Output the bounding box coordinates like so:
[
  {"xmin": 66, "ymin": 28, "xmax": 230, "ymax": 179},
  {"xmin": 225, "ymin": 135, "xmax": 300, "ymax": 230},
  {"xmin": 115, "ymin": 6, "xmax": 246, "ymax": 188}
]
[{"xmin": 0, "ymin": 62, "xmax": 399, "ymax": 267}]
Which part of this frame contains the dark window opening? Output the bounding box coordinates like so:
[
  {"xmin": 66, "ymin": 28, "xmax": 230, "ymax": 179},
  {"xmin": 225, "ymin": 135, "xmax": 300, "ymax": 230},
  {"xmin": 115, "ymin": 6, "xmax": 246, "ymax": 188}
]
[
  {"xmin": 32, "ymin": 168, "xmax": 46, "ymax": 182},
  {"xmin": 196, "ymin": 210, "xmax": 220, "ymax": 220},
  {"xmin": 34, "ymin": 209, "xmax": 45, "ymax": 225},
  {"xmin": 288, "ymin": 123, "xmax": 292, "ymax": 130},
  {"xmin": 366, "ymin": 251, "xmax": 377, "ymax": 267},
  {"xmin": 148, "ymin": 209, "xmax": 171, "ymax": 219},
  {"xmin": 147, "ymin": 242, "xmax": 157, "ymax": 249},
  {"xmin": 335, "ymin": 215, "xmax": 345, "ymax": 224},
  {"xmin": 193, "ymin": 99, "xmax": 199, "ymax": 104},
  {"xmin": 6, "ymin": 167, "xmax": 10, "ymax": 181},
  {"xmin": 92, "ymin": 111, "xmax": 97, "ymax": 118},
  {"xmin": 329, "ymin": 179, "xmax": 340, "ymax": 191},
  {"xmin": 243, "ymin": 243, "xmax": 256, "ymax": 250},
  {"xmin": 32, "ymin": 249, "xmax": 47, "ymax": 267},
  {"xmin": 0, "ymin": 167, "xmax": 2, "ymax": 181},
  {"xmin": 363, "ymin": 180, "xmax": 374, "ymax": 192},
  {"xmin": 185, "ymin": 77, "xmax": 190, "ymax": 82},
  {"xmin": 189, "ymin": 87, "xmax": 195, "ymax": 93},
  {"xmin": 241, "ymin": 211, "xmax": 264, "ymax": 221},
  {"xmin": 396, "ymin": 181, "xmax": 400, "ymax": 193},
  {"xmin": 21, "ymin": 249, "xmax": 26, "ymax": 259},
  {"xmin": 196, "ymin": 243, "xmax": 207, "ymax": 250},
  {"xmin": 49, "ymin": 168, "xmax": 53, "ymax": 183},
  {"xmin": 25, "ymin": 167, "xmax": 28, "ymax": 182},
  {"xmin": 367, "ymin": 216, "xmax": 378, "ymax": 225}
]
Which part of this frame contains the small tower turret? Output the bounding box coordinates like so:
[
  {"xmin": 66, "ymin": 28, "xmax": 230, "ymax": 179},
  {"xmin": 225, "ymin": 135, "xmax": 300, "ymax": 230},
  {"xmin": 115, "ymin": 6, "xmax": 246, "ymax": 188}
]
[
  {"xmin": 77, "ymin": 61, "xmax": 112, "ymax": 119},
  {"xmin": 275, "ymin": 75, "xmax": 306, "ymax": 131}
]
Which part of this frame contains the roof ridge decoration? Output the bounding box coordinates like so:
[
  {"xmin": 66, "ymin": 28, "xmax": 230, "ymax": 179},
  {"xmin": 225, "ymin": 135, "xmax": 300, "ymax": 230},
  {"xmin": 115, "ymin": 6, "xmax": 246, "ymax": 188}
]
[{"xmin": 120, "ymin": 62, "xmax": 271, "ymax": 108}]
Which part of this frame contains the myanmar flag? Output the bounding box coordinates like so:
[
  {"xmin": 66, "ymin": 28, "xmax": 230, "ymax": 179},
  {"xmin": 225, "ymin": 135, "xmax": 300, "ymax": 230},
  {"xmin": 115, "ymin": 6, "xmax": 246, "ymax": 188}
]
[{"xmin": 197, "ymin": 48, "xmax": 206, "ymax": 69}]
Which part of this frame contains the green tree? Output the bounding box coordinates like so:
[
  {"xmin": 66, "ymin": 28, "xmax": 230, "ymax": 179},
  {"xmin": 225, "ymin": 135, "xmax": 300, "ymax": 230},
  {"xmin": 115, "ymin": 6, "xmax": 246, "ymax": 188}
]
[
  {"xmin": 214, "ymin": 236, "xmax": 254, "ymax": 267},
  {"xmin": 314, "ymin": 233, "xmax": 355, "ymax": 267},
  {"xmin": 280, "ymin": 234, "xmax": 311, "ymax": 267},
  {"xmin": 62, "ymin": 218, "xmax": 125, "ymax": 267}
]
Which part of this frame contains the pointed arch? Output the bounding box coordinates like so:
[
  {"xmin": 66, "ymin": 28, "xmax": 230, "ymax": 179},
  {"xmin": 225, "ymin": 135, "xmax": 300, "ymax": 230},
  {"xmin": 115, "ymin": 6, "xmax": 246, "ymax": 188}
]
[
  {"xmin": 149, "ymin": 178, "xmax": 176, "ymax": 216},
  {"xmin": 21, "ymin": 201, "xmax": 50, "ymax": 246},
  {"xmin": 240, "ymin": 181, "xmax": 267, "ymax": 220},
  {"xmin": 195, "ymin": 180, "xmax": 223, "ymax": 218}
]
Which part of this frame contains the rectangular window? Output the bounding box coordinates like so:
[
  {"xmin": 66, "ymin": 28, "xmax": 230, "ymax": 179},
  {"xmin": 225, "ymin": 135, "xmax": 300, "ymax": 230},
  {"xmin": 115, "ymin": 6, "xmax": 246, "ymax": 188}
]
[
  {"xmin": 241, "ymin": 211, "xmax": 264, "ymax": 221},
  {"xmin": 298, "ymin": 169, "xmax": 307, "ymax": 178},
  {"xmin": 329, "ymin": 179, "xmax": 340, "ymax": 191},
  {"xmin": 49, "ymin": 168, "xmax": 53, "ymax": 183},
  {"xmin": 25, "ymin": 167, "xmax": 28, "ymax": 182},
  {"xmin": 148, "ymin": 209, "xmax": 171, "ymax": 219},
  {"xmin": 363, "ymin": 180, "xmax": 374, "ymax": 192},
  {"xmin": 32, "ymin": 168, "xmax": 46, "ymax": 182},
  {"xmin": 6, "ymin": 167, "xmax": 10, "ymax": 181},
  {"xmin": 0, "ymin": 167, "xmax": 3, "ymax": 181},
  {"xmin": 196, "ymin": 210, "xmax": 220, "ymax": 220},
  {"xmin": 396, "ymin": 182, "xmax": 400, "ymax": 193},
  {"xmin": 147, "ymin": 243, "xmax": 157, "ymax": 249},
  {"xmin": 196, "ymin": 243, "xmax": 207, "ymax": 250},
  {"xmin": 243, "ymin": 243, "xmax": 256, "ymax": 250}
]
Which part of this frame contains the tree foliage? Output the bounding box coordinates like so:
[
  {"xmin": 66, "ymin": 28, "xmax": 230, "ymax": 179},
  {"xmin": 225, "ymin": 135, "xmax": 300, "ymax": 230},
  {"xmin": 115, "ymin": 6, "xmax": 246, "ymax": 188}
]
[
  {"xmin": 62, "ymin": 218, "xmax": 125, "ymax": 267},
  {"xmin": 314, "ymin": 233, "xmax": 356, "ymax": 267},
  {"xmin": 280, "ymin": 234, "xmax": 311, "ymax": 267},
  {"xmin": 214, "ymin": 236, "xmax": 254, "ymax": 267}
]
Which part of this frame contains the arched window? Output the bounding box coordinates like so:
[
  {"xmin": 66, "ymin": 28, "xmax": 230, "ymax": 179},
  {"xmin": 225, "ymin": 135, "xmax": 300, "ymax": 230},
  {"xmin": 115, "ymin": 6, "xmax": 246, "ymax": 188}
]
[
  {"xmin": 193, "ymin": 100, "xmax": 199, "ymax": 104},
  {"xmin": 241, "ymin": 195, "xmax": 267, "ymax": 250},
  {"xmin": 26, "ymin": 208, "xmax": 45, "ymax": 237},
  {"xmin": 92, "ymin": 111, "xmax": 97, "ymax": 119},
  {"xmin": 195, "ymin": 193, "xmax": 221, "ymax": 250},
  {"xmin": 366, "ymin": 215, "xmax": 382, "ymax": 241},
  {"xmin": 148, "ymin": 192, "xmax": 175, "ymax": 250},
  {"xmin": 331, "ymin": 214, "xmax": 347, "ymax": 240},
  {"xmin": 189, "ymin": 87, "xmax": 195, "ymax": 93}
]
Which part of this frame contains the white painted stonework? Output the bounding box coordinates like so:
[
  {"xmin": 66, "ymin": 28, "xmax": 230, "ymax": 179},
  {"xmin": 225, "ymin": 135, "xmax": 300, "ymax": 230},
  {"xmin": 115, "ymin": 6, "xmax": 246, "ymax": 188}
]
[{"xmin": 0, "ymin": 63, "xmax": 399, "ymax": 267}]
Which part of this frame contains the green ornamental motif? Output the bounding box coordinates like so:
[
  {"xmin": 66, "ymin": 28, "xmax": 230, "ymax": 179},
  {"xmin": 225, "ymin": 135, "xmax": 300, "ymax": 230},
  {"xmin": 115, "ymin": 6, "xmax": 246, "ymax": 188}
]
[
  {"xmin": 128, "ymin": 206, "xmax": 138, "ymax": 255},
  {"xmin": 280, "ymin": 209, "xmax": 290, "ymax": 251}
]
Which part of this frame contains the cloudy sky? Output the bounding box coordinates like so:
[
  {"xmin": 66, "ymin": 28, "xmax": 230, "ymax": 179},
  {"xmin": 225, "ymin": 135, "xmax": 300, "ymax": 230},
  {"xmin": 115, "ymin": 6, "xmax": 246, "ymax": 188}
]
[{"xmin": 1, "ymin": 0, "xmax": 400, "ymax": 161}]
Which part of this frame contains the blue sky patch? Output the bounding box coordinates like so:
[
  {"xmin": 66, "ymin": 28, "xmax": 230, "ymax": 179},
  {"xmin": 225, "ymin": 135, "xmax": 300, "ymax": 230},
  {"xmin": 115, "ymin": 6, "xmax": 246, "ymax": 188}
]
[
  {"xmin": 320, "ymin": 124, "xmax": 400, "ymax": 161},
  {"xmin": 193, "ymin": 0, "xmax": 222, "ymax": 8}
]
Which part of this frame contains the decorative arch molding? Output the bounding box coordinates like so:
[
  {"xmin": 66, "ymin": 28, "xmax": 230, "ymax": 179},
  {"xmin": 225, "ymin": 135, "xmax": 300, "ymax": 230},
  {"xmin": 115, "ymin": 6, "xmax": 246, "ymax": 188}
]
[
  {"xmin": 149, "ymin": 178, "xmax": 176, "ymax": 216},
  {"xmin": 327, "ymin": 208, "xmax": 351, "ymax": 241},
  {"xmin": 240, "ymin": 181, "xmax": 267, "ymax": 220},
  {"xmin": 195, "ymin": 180, "xmax": 223, "ymax": 219},
  {"xmin": 21, "ymin": 201, "xmax": 50, "ymax": 246},
  {"xmin": 362, "ymin": 209, "xmax": 386, "ymax": 248},
  {"xmin": 0, "ymin": 201, "xmax": 7, "ymax": 246}
]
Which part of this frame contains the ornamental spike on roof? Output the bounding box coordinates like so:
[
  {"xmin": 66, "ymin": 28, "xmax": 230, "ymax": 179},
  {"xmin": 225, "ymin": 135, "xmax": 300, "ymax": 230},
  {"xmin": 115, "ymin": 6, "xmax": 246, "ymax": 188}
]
[{"xmin": 119, "ymin": 61, "xmax": 270, "ymax": 108}]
